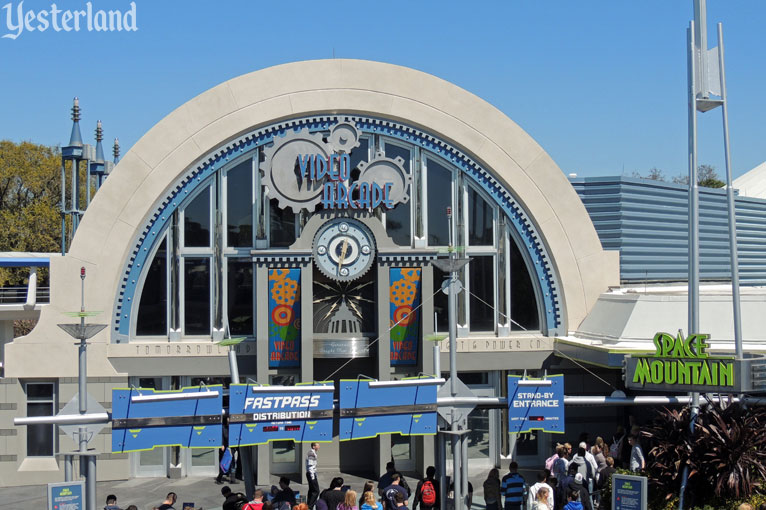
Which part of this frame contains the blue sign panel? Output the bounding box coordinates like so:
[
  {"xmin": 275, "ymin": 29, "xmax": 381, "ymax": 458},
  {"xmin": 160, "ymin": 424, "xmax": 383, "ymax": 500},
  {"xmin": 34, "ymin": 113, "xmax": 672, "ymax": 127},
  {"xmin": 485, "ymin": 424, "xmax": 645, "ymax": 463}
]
[
  {"xmin": 339, "ymin": 378, "xmax": 441, "ymax": 441},
  {"xmin": 507, "ymin": 375, "xmax": 564, "ymax": 434},
  {"xmin": 111, "ymin": 385, "xmax": 223, "ymax": 452},
  {"xmin": 48, "ymin": 481, "xmax": 84, "ymax": 510},
  {"xmin": 612, "ymin": 473, "xmax": 648, "ymax": 510},
  {"xmin": 228, "ymin": 383, "xmax": 334, "ymax": 447}
]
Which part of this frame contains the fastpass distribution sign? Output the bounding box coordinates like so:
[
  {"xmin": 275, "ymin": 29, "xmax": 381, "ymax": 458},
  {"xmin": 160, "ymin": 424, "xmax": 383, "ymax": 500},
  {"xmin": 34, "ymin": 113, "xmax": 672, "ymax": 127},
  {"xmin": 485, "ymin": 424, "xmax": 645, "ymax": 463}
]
[{"xmin": 228, "ymin": 383, "xmax": 334, "ymax": 446}]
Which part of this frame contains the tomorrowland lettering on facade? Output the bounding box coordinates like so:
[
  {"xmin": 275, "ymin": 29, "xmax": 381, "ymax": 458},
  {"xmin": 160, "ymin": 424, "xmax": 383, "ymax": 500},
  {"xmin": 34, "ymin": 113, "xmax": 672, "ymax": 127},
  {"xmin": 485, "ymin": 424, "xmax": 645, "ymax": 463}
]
[{"xmin": 626, "ymin": 332, "xmax": 735, "ymax": 391}]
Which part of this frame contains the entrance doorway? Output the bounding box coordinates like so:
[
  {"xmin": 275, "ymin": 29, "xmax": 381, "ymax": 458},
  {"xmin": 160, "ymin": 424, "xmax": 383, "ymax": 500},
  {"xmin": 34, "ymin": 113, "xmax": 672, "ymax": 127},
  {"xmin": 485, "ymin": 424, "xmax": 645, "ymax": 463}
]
[{"xmin": 129, "ymin": 376, "xmax": 170, "ymax": 477}]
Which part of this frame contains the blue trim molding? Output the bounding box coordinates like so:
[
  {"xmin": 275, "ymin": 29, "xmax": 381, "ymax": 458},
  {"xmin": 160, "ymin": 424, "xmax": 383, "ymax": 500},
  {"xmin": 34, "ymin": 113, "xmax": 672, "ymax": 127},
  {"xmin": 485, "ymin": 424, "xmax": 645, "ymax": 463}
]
[{"xmin": 113, "ymin": 116, "xmax": 562, "ymax": 342}]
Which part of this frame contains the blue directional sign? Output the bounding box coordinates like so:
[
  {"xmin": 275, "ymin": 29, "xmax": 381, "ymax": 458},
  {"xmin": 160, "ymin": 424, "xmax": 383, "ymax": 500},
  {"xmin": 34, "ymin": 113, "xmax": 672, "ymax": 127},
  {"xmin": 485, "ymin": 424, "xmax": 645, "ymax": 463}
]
[
  {"xmin": 48, "ymin": 481, "xmax": 84, "ymax": 510},
  {"xmin": 507, "ymin": 375, "xmax": 564, "ymax": 434},
  {"xmin": 339, "ymin": 377, "xmax": 441, "ymax": 441},
  {"xmin": 228, "ymin": 383, "xmax": 334, "ymax": 446},
  {"xmin": 612, "ymin": 473, "xmax": 648, "ymax": 510},
  {"xmin": 111, "ymin": 385, "xmax": 223, "ymax": 452}
]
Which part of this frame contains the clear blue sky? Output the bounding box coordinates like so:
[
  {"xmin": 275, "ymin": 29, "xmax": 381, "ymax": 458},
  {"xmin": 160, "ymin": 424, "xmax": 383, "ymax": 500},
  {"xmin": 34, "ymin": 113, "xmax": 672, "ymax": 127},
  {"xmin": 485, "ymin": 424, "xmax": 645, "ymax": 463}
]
[{"xmin": 1, "ymin": 0, "xmax": 764, "ymax": 179}]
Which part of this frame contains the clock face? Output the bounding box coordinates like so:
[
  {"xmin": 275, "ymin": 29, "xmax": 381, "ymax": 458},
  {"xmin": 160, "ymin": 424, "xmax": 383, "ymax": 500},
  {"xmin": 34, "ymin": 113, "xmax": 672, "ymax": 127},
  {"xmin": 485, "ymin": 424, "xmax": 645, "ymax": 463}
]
[{"xmin": 313, "ymin": 218, "xmax": 376, "ymax": 282}]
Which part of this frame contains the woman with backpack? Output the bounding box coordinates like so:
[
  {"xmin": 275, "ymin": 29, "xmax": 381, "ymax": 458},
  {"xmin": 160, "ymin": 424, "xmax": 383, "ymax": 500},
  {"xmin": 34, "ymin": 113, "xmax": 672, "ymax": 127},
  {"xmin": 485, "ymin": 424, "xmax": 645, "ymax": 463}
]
[{"xmin": 413, "ymin": 466, "xmax": 439, "ymax": 510}]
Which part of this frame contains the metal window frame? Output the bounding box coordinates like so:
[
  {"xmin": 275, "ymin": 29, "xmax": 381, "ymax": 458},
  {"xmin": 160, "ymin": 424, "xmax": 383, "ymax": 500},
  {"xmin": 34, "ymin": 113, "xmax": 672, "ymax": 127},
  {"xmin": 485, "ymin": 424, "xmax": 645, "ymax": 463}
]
[
  {"xmin": 24, "ymin": 381, "xmax": 57, "ymax": 457},
  {"xmin": 381, "ymin": 136, "xmax": 415, "ymax": 247},
  {"xmin": 422, "ymin": 154, "xmax": 457, "ymax": 249},
  {"xmin": 221, "ymin": 154, "xmax": 256, "ymax": 253},
  {"xmin": 130, "ymin": 229, "xmax": 171, "ymax": 339}
]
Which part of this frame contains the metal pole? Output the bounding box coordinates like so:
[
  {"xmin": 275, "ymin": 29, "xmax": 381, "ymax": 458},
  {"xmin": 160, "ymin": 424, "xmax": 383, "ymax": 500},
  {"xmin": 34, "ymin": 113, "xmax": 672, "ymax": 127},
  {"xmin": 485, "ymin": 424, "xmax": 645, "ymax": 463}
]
[
  {"xmin": 433, "ymin": 343, "xmax": 440, "ymax": 377},
  {"xmin": 87, "ymin": 455, "xmax": 96, "ymax": 510},
  {"xmin": 438, "ymin": 433, "xmax": 447, "ymax": 510},
  {"xmin": 717, "ymin": 23, "xmax": 743, "ymax": 360},
  {"xmin": 65, "ymin": 455, "xmax": 73, "ymax": 482},
  {"xmin": 228, "ymin": 348, "xmax": 255, "ymax": 500},
  {"xmin": 446, "ymin": 204, "xmax": 462, "ymax": 510},
  {"xmin": 451, "ymin": 427, "xmax": 461, "ymax": 510},
  {"xmin": 461, "ymin": 418, "xmax": 468, "ymax": 509},
  {"xmin": 61, "ymin": 161, "xmax": 67, "ymax": 254}
]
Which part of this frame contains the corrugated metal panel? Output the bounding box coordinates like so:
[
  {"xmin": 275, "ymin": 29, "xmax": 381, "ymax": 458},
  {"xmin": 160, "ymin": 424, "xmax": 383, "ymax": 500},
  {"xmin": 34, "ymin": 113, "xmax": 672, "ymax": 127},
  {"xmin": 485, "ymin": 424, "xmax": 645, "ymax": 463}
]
[{"xmin": 571, "ymin": 176, "xmax": 766, "ymax": 285}]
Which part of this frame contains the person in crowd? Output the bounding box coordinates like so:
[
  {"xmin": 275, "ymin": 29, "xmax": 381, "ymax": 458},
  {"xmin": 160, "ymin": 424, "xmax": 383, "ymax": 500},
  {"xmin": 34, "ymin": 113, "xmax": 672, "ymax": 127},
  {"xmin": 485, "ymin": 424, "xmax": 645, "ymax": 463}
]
[
  {"xmin": 555, "ymin": 465, "xmax": 576, "ymax": 510},
  {"xmin": 567, "ymin": 474, "xmax": 592, "ymax": 510},
  {"xmin": 413, "ymin": 466, "xmax": 439, "ymax": 510},
  {"xmin": 527, "ymin": 471, "xmax": 554, "ymax": 510},
  {"xmin": 532, "ymin": 487, "xmax": 552, "ymax": 510},
  {"xmin": 569, "ymin": 446, "xmax": 595, "ymax": 487},
  {"xmin": 580, "ymin": 442, "xmax": 599, "ymax": 478},
  {"xmin": 383, "ymin": 474, "xmax": 410, "ymax": 510},
  {"xmin": 500, "ymin": 461, "xmax": 525, "ymax": 510},
  {"xmin": 361, "ymin": 491, "xmax": 381, "ymax": 510},
  {"xmin": 577, "ymin": 433, "xmax": 590, "ymax": 451},
  {"xmin": 157, "ymin": 492, "xmax": 178, "ymax": 510},
  {"xmin": 263, "ymin": 501, "xmax": 274, "ymax": 510},
  {"xmin": 563, "ymin": 491, "xmax": 582, "ymax": 510},
  {"xmin": 547, "ymin": 477, "xmax": 558, "ymax": 510},
  {"xmin": 338, "ymin": 490, "xmax": 359, "ymax": 510},
  {"xmin": 307, "ymin": 442, "xmax": 321, "ymax": 509},
  {"xmin": 628, "ymin": 435, "xmax": 645, "ymax": 472},
  {"xmin": 217, "ymin": 417, "xmax": 237, "ymax": 485},
  {"xmin": 294, "ymin": 505, "xmax": 310, "ymax": 510},
  {"xmin": 591, "ymin": 445, "xmax": 607, "ymax": 475},
  {"xmin": 551, "ymin": 444, "xmax": 569, "ymax": 482},
  {"xmin": 105, "ymin": 494, "xmax": 121, "ymax": 510},
  {"xmin": 360, "ymin": 482, "xmax": 375, "ymax": 508},
  {"xmin": 609, "ymin": 426, "xmax": 626, "ymax": 467},
  {"xmin": 483, "ymin": 468, "xmax": 501, "ymax": 510},
  {"xmin": 222, "ymin": 486, "xmax": 249, "ymax": 510},
  {"xmin": 321, "ymin": 477, "xmax": 348, "ymax": 510},
  {"xmin": 125, "ymin": 506, "xmax": 138, "ymax": 510},
  {"xmin": 243, "ymin": 489, "xmax": 265, "ymax": 510},
  {"xmin": 737, "ymin": 505, "xmax": 753, "ymax": 510},
  {"xmin": 545, "ymin": 444, "xmax": 561, "ymax": 471},
  {"xmin": 394, "ymin": 492, "xmax": 409, "ymax": 510},
  {"xmin": 598, "ymin": 456, "xmax": 617, "ymax": 505},
  {"xmin": 378, "ymin": 462, "xmax": 397, "ymax": 496},
  {"xmin": 272, "ymin": 477, "xmax": 297, "ymax": 510}
]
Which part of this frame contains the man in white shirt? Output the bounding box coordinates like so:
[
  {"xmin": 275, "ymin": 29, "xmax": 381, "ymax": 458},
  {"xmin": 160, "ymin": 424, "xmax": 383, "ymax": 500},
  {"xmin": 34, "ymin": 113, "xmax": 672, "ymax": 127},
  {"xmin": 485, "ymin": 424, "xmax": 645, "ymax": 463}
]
[
  {"xmin": 527, "ymin": 470, "xmax": 554, "ymax": 510},
  {"xmin": 628, "ymin": 435, "xmax": 645, "ymax": 472},
  {"xmin": 306, "ymin": 442, "xmax": 320, "ymax": 509}
]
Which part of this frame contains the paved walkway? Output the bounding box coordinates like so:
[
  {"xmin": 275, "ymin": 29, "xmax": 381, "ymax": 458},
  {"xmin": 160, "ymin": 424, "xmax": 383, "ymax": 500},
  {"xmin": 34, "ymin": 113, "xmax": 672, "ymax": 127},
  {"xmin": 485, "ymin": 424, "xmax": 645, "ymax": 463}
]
[{"xmin": 0, "ymin": 466, "xmax": 537, "ymax": 510}]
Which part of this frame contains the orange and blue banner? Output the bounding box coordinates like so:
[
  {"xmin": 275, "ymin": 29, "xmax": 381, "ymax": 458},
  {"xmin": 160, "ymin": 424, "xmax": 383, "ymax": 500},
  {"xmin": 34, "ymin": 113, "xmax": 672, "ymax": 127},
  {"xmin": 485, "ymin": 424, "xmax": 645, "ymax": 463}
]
[
  {"xmin": 268, "ymin": 268, "xmax": 301, "ymax": 368},
  {"xmin": 389, "ymin": 268, "xmax": 421, "ymax": 366}
]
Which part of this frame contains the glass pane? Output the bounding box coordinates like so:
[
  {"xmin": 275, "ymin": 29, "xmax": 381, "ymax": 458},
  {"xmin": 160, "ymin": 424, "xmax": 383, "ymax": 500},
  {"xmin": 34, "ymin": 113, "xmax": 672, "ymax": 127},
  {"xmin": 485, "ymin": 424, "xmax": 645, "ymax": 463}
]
[
  {"xmin": 271, "ymin": 441, "xmax": 296, "ymax": 464},
  {"xmin": 516, "ymin": 432, "xmax": 538, "ymax": 456},
  {"xmin": 468, "ymin": 187, "xmax": 494, "ymax": 246},
  {"xmin": 433, "ymin": 266, "xmax": 448, "ymax": 334},
  {"xmin": 270, "ymin": 199, "xmax": 296, "ymax": 247},
  {"xmin": 184, "ymin": 188, "xmax": 211, "ymax": 247},
  {"xmin": 191, "ymin": 448, "xmax": 216, "ymax": 467},
  {"xmin": 391, "ymin": 434, "xmax": 413, "ymax": 462},
  {"xmin": 138, "ymin": 377, "xmax": 164, "ymax": 389},
  {"xmin": 510, "ymin": 241, "xmax": 540, "ymax": 330},
  {"xmin": 27, "ymin": 401, "xmax": 53, "ymax": 456},
  {"xmin": 184, "ymin": 258, "xmax": 210, "ymax": 335},
  {"xmin": 467, "ymin": 408, "xmax": 490, "ymax": 459},
  {"xmin": 349, "ymin": 138, "xmax": 369, "ymax": 175},
  {"xmin": 136, "ymin": 238, "xmax": 167, "ymax": 335},
  {"xmin": 427, "ymin": 159, "xmax": 452, "ymax": 246},
  {"xmin": 139, "ymin": 447, "xmax": 164, "ymax": 466},
  {"xmin": 470, "ymin": 256, "xmax": 495, "ymax": 331},
  {"xmin": 384, "ymin": 144, "xmax": 412, "ymax": 246},
  {"xmin": 227, "ymin": 259, "xmax": 253, "ymax": 336},
  {"xmin": 27, "ymin": 383, "xmax": 53, "ymax": 401},
  {"xmin": 227, "ymin": 159, "xmax": 253, "ymax": 247}
]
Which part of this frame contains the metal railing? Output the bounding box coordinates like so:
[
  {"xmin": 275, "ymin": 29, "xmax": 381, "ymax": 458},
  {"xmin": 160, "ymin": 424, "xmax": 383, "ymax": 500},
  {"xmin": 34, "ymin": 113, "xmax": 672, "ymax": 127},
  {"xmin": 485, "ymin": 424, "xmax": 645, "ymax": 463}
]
[{"xmin": 0, "ymin": 286, "xmax": 50, "ymax": 304}]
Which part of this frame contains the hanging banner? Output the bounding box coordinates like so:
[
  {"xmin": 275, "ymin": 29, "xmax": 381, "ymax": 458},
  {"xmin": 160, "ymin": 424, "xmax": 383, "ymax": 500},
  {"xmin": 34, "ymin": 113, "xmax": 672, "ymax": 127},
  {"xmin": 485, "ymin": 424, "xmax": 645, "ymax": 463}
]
[
  {"xmin": 111, "ymin": 385, "xmax": 223, "ymax": 452},
  {"xmin": 389, "ymin": 267, "xmax": 421, "ymax": 366},
  {"xmin": 228, "ymin": 383, "xmax": 334, "ymax": 446},
  {"xmin": 268, "ymin": 268, "xmax": 301, "ymax": 368},
  {"xmin": 507, "ymin": 375, "xmax": 564, "ymax": 434},
  {"xmin": 339, "ymin": 377, "xmax": 441, "ymax": 440}
]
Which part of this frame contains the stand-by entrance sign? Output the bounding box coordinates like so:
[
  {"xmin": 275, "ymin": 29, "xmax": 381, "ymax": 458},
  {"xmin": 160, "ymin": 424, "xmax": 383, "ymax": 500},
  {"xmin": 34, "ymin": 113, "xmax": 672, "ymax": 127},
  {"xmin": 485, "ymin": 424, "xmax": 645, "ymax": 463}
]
[
  {"xmin": 48, "ymin": 481, "xmax": 84, "ymax": 510},
  {"xmin": 507, "ymin": 374, "xmax": 564, "ymax": 434},
  {"xmin": 228, "ymin": 383, "xmax": 334, "ymax": 446},
  {"xmin": 612, "ymin": 473, "xmax": 647, "ymax": 510},
  {"xmin": 111, "ymin": 385, "xmax": 223, "ymax": 452},
  {"xmin": 339, "ymin": 377, "xmax": 441, "ymax": 440}
]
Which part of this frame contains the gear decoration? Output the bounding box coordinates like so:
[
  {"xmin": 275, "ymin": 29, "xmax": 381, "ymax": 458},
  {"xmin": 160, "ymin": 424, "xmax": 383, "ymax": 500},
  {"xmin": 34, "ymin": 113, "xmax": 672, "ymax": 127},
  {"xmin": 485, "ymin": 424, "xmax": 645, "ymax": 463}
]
[
  {"xmin": 400, "ymin": 268, "xmax": 421, "ymax": 282},
  {"xmin": 271, "ymin": 304, "xmax": 294, "ymax": 326},
  {"xmin": 260, "ymin": 128, "xmax": 330, "ymax": 213},
  {"xmin": 357, "ymin": 151, "xmax": 411, "ymax": 206},
  {"xmin": 271, "ymin": 268, "xmax": 291, "ymax": 281},
  {"xmin": 271, "ymin": 276, "xmax": 299, "ymax": 305},
  {"xmin": 393, "ymin": 305, "xmax": 415, "ymax": 326},
  {"xmin": 328, "ymin": 122, "xmax": 361, "ymax": 154}
]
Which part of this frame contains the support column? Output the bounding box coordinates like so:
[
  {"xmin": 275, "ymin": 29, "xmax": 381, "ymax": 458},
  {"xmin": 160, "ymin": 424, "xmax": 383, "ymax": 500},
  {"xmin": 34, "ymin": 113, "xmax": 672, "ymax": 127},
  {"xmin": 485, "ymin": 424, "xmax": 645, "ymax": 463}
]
[
  {"xmin": 376, "ymin": 264, "xmax": 391, "ymax": 476},
  {"xmin": 420, "ymin": 264, "xmax": 435, "ymax": 474},
  {"xmin": 299, "ymin": 264, "xmax": 314, "ymax": 483},
  {"xmin": 255, "ymin": 265, "xmax": 270, "ymax": 485}
]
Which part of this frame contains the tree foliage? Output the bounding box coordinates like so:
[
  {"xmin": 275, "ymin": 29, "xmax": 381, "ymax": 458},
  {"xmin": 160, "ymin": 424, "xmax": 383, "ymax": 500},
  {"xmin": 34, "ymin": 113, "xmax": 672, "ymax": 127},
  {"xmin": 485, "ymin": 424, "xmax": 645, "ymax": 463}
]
[
  {"xmin": 671, "ymin": 164, "xmax": 725, "ymax": 188},
  {"xmin": 0, "ymin": 140, "xmax": 64, "ymax": 285},
  {"xmin": 643, "ymin": 399, "xmax": 766, "ymax": 507}
]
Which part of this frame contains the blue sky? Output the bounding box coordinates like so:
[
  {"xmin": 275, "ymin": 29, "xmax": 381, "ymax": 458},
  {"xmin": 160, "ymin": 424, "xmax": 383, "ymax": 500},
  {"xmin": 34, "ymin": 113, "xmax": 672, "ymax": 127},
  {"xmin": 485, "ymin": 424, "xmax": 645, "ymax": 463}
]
[{"xmin": 1, "ymin": 0, "xmax": 764, "ymax": 179}]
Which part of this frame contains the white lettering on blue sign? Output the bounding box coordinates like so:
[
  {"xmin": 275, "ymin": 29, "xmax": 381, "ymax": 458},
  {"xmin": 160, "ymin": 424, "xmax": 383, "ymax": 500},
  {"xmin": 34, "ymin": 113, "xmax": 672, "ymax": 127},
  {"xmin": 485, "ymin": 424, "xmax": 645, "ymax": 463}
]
[
  {"xmin": 512, "ymin": 392, "xmax": 560, "ymax": 408},
  {"xmin": 244, "ymin": 395, "xmax": 321, "ymax": 410}
]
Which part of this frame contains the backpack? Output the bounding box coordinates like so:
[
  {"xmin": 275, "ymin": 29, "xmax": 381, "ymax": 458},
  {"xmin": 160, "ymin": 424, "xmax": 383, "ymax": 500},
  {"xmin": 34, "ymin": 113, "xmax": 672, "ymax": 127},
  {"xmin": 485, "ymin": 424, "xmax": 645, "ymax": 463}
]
[
  {"xmin": 544, "ymin": 453, "xmax": 558, "ymax": 471},
  {"xmin": 609, "ymin": 436, "xmax": 623, "ymax": 459},
  {"xmin": 420, "ymin": 480, "xmax": 436, "ymax": 507}
]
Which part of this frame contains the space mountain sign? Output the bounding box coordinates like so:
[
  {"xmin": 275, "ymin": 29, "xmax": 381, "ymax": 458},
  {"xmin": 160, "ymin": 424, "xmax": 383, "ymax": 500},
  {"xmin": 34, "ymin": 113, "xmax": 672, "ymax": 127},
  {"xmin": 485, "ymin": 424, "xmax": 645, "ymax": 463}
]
[{"xmin": 624, "ymin": 332, "xmax": 737, "ymax": 392}]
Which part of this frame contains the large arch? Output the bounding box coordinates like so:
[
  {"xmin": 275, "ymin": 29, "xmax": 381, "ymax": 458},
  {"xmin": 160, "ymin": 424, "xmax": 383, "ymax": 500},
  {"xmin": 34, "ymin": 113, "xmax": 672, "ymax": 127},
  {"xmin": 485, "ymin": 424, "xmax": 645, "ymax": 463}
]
[{"xmin": 8, "ymin": 59, "xmax": 618, "ymax": 374}]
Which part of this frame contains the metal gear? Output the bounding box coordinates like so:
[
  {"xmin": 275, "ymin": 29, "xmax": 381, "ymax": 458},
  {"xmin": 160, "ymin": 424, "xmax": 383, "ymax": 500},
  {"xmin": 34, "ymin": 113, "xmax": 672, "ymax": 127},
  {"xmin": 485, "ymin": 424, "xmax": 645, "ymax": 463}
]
[
  {"xmin": 328, "ymin": 122, "xmax": 361, "ymax": 154},
  {"xmin": 356, "ymin": 151, "xmax": 412, "ymax": 205},
  {"xmin": 260, "ymin": 128, "xmax": 330, "ymax": 213}
]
